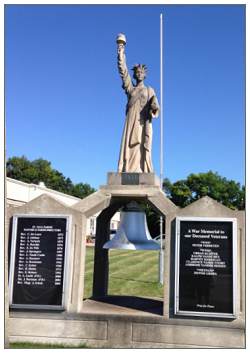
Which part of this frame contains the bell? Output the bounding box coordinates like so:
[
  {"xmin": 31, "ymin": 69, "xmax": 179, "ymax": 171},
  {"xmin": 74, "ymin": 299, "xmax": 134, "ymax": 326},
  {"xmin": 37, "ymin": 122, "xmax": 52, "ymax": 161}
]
[{"xmin": 103, "ymin": 201, "xmax": 160, "ymax": 250}]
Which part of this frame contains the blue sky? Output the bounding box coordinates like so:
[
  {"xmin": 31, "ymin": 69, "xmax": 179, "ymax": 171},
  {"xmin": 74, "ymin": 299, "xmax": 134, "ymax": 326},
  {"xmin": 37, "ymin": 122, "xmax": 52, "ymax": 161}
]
[{"xmin": 5, "ymin": 4, "xmax": 245, "ymax": 189}]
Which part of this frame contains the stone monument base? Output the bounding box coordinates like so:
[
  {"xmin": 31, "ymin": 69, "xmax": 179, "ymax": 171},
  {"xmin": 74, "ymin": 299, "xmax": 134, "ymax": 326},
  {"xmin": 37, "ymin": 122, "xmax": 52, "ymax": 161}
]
[
  {"xmin": 9, "ymin": 303, "xmax": 245, "ymax": 348},
  {"xmin": 7, "ymin": 174, "xmax": 245, "ymax": 348}
]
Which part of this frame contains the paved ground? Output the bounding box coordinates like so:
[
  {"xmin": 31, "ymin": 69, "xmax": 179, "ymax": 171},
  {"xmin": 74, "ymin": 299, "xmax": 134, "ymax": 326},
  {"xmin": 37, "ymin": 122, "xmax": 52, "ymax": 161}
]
[{"xmin": 82, "ymin": 295, "xmax": 163, "ymax": 316}]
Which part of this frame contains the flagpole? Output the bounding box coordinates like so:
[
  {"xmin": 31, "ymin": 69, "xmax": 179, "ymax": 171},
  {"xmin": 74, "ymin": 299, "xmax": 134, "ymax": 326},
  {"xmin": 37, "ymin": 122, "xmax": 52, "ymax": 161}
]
[
  {"xmin": 160, "ymin": 13, "xmax": 163, "ymax": 191},
  {"xmin": 159, "ymin": 13, "xmax": 164, "ymax": 285}
]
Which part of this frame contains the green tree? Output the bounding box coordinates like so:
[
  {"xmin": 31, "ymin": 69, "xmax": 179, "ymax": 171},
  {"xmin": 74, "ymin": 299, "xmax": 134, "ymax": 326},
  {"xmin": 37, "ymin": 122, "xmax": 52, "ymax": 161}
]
[
  {"xmin": 6, "ymin": 155, "xmax": 35, "ymax": 183},
  {"xmin": 71, "ymin": 182, "xmax": 96, "ymax": 199},
  {"xmin": 6, "ymin": 156, "xmax": 95, "ymax": 199},
  {"xmin": 163, "ymin": 171, "xmax": 245, "ymax": 210},
  {"xmin": 141, "ymin": 203, "xmax": 163, "ymax": 238},
  {"xmin": 169, "ymin": 180, "xmax": 192, "ymax": 207}
]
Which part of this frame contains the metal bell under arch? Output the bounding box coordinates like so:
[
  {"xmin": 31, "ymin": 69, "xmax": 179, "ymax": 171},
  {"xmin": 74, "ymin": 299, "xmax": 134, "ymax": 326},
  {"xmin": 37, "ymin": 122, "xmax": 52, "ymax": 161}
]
[{"xmin": 103, "ymin": 201, "xmax": 160, "ymax": 250}]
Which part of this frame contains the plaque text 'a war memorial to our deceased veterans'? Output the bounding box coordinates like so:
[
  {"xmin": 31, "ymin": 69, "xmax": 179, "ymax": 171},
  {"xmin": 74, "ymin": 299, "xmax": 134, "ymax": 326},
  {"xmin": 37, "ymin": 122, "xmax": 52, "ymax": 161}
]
[
  {"xmin": 175, "ymin": 217, "xmax": 237, "ymax": 318},
  {"xmin": 9, "ymin": 215, "xmax": 70, "ymax": 310}
]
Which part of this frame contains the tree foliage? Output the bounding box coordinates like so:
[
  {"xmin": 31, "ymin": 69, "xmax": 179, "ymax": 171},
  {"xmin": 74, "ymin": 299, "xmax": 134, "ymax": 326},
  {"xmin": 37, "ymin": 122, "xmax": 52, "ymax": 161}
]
[
  {"xmin": 6, "ymin": 156, "xmax": 95, "ymax": 199},
  {"xmin": 141, "ymin": 203, "xmax": 164, "ymax": 238},
  {"xmin": 163, "ymin": 171, "xmax": 245, "ymax": 210}
]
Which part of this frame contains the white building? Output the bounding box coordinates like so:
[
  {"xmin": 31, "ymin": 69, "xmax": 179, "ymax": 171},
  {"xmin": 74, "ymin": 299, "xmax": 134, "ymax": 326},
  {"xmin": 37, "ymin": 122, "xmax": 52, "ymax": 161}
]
[{"xmin": 6, "ymin": 177, "xmax": 120, "ymax": 236}]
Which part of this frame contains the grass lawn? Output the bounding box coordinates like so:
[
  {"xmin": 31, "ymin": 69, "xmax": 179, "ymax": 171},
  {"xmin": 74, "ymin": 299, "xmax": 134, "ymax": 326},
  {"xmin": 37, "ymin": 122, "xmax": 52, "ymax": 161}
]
[{"xmin": 84, "ymin": 247, "xmax": 163, "ymax": 298}]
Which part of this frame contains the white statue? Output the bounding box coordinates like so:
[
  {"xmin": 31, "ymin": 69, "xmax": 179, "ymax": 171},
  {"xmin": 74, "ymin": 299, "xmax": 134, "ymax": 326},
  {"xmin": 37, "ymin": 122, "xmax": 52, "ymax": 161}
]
[{"xmin": 117, "ymin": 33, "xmax": 160, "ymax": 173}]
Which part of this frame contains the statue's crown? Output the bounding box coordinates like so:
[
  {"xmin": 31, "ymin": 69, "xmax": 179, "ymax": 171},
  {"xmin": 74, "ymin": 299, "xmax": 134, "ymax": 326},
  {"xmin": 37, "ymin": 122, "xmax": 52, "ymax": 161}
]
[{"xmin": 132, "ymin": 64, "xmax": 147, "ymax": 72}]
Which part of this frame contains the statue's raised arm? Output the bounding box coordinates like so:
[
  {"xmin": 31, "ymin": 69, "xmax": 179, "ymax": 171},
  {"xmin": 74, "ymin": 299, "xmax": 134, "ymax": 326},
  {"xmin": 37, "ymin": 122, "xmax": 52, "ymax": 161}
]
[{"xmin": 117, "ymin": 33, "xmax": 133, "ymax": 95}]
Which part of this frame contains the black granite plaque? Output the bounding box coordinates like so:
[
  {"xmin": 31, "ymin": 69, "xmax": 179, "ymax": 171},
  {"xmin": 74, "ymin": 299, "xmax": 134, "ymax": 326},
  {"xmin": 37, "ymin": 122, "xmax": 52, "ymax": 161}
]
[
  {"xmin": 9, "ymin": 216, "xmax": 68, "ymax": 309},
  {"xmin": 121, "ymin": 173, "xmax": 139, "ymax": 185},
  {"xmin": 176, "ymin": 219, "xmax": 236, "ymax": 317}
]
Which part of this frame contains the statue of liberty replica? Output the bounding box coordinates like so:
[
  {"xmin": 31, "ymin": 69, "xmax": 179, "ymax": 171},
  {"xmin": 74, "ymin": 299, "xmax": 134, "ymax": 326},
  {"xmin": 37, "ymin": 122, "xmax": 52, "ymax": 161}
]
[{"xmin": 117, "ymin": 33, "xmax": 160, "ymax": 173}]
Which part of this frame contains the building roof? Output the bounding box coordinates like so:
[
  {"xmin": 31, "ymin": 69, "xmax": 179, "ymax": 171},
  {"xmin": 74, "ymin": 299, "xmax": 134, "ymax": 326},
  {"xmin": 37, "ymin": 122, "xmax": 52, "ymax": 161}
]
[{"xmin": 6, "ymin": 177, "xmax": 81, "ymax": 207}]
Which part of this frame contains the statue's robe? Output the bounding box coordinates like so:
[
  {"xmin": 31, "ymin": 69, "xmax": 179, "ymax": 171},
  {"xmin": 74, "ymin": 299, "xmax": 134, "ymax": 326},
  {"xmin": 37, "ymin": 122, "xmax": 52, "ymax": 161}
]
[{"xmin": 117, "ymin": 52, "xmax": 159, "ymax": 173}]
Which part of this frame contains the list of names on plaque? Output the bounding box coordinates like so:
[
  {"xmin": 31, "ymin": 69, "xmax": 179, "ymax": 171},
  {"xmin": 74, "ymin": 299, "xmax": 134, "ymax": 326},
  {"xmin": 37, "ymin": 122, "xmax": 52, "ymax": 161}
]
[
  {"xmin": 177, "ymin": 220, "xmax": 234, "ymax": 316},
  {"xmin": 11, "ymin": 216, "xmax": 68, "ymax": 308},
  {"xmin": 17, "ymin": 228, "xmax": 45, "ymax": 286}
]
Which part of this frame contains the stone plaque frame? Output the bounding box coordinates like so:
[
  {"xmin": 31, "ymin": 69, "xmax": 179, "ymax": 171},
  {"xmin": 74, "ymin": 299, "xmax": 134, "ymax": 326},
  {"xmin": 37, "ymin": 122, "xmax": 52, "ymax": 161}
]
[
  {"xmin": 175, "ymin": 217, "xmax": 237, "ymax": 319},
  {"xmin": 9, "ymin": 214, "xmax": 72, "ymax": 310}
]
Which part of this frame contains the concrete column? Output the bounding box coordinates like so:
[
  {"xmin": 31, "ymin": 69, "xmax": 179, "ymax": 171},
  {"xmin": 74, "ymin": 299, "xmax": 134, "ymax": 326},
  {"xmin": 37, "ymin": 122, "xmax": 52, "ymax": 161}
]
[
  {"xmin": 4, "ymin": 208, "xmax": 13, "ymax": 348},
  {"xmin": 92, "ymin": 198, "xmax": 131, "ymax": 298},
  {"xmin": 92, "ymin": 210, "xmax": 111, "ymax": 298},
  {"xmin": 68, "ymin": 215, "xmax": 86, "ymax": 312},
  {"xmin": 163, "ymin": 214, "xmax": 176, "ymax": 317},
  {"xmin": 163, "ymin": 217, "xmax": 171, "ymax": 317}
]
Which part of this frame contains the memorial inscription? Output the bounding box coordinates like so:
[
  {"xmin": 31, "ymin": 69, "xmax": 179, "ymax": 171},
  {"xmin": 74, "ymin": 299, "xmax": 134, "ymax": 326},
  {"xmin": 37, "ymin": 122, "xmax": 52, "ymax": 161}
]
[
  {"xmin": 9, "ymin": 215, "xmax": 70, "ymax": 310},
  {"xmin": 175, "ymin": 217, "xmax": 237, "ymax": 318},
  {"xmin": 121, "ymin": 173, "xmax": 140, "ymax": 185}
]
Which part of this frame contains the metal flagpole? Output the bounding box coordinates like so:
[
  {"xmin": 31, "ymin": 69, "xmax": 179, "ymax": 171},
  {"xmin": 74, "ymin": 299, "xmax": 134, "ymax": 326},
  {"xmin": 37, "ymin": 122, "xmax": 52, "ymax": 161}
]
[{"xmin": 159, "ymin": 13, "xmax": 164, "ymax": 285}]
